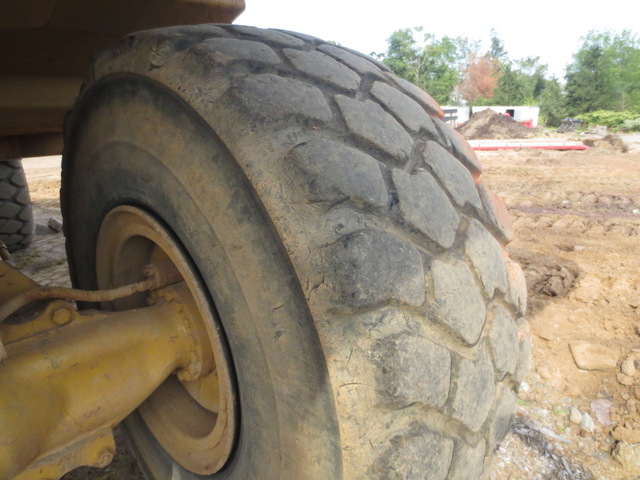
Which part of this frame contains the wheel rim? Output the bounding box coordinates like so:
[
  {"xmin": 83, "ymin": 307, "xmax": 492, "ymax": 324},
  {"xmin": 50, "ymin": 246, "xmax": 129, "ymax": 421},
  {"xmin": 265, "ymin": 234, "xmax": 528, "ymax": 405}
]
[{"xmin": 95, "ymin": 205, "xmax": 237, "ymax": 475}]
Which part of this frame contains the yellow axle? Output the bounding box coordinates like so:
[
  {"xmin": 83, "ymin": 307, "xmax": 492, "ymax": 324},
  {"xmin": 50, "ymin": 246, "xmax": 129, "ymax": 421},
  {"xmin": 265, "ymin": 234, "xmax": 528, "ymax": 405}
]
[{"xmin": 0, "ymin": 263, "xmax": 204, "ymax": 479}]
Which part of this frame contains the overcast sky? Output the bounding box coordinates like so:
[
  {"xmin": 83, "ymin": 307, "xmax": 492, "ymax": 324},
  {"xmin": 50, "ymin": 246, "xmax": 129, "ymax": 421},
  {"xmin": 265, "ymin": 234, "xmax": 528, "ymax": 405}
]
[{"xmin": 237, "ymin": 0, "xmax": 638, "ymax": 80}]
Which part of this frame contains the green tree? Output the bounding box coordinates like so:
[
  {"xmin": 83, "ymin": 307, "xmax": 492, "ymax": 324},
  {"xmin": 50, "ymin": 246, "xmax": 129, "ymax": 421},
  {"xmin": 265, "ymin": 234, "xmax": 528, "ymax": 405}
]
[
  {"xmin": 565, "ymin": 30, "xmax": 640, "ymax": 114},
  {"xmin": 377, "ymin": 27, "xmax": 467, "ymax": 104},
  {"xmin": 489, "ymin": 29, "xmax": 508, "ymax": 63},
  {"xmin": 515, "ymin": 57, "xmax": 548, "ymax": 102},
  {"xmin": 538, "ymin": 78, "xmax": 566, "ymax": 126},
  {"xmin": 491, "ymin": 56, "xmax": 548, "ymax": 105},
  {"xmin": 491, "ymin": 63, "xmax": 525, "ymax": 104}
]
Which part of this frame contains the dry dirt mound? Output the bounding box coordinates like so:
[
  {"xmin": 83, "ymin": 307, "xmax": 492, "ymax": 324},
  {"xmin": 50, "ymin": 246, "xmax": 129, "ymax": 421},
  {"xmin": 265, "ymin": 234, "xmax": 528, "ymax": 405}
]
[
  {"xmin": 458, "ymin": 108, "xmax": 536, "ymax": 139},
  {"xmin": 582, "ymin": 134, "xmax": 628, "ymax": 153},
  {"xmin": 508, "ymin": 247, "xmax": 581, "ymax": 315}
]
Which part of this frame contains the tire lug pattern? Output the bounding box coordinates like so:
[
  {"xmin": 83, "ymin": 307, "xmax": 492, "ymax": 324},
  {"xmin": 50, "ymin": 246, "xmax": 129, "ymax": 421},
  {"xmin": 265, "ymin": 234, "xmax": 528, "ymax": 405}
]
[{"xmin": 79, "ymin": 25, "xmax": 530, "ymax": 479}]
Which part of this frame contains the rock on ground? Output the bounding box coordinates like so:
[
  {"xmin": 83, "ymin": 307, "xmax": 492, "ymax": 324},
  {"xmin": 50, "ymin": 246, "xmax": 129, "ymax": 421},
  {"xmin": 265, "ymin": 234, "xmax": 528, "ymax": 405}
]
[
  {"xmin": 612, "ymin": 441, "xmax": 640, "ymax": 474},
  {"xmin": 569, "ymin": 341, "xmax": 618, "ymax": 371}
]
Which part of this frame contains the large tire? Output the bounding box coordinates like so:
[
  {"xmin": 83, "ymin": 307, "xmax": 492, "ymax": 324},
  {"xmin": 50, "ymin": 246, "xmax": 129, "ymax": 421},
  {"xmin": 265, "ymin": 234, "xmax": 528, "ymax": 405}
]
[
  {"xmin": 0, "ymin": 159, "xmax": 34, "ymax": 251},
  {"xmin": 62, "ymin": 25, "xmax": 529, "ymax": 480}
]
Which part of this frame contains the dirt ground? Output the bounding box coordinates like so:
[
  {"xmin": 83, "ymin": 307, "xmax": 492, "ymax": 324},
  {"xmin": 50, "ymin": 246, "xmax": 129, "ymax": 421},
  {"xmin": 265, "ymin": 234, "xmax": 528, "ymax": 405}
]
[
  {"xmin": 9, "ymin": 133, "xmax": 640, "ymax": 479},
  {"xmin": 484, "ymin": 138, "xmax": 640, "ymax": 480}
]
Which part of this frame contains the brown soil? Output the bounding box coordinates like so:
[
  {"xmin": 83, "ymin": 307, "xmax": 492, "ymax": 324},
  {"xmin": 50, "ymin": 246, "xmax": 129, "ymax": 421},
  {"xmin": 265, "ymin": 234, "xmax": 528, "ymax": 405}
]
[
  {"xmin": 483, "ymin": 143, "xmax": 640, "ymax": 480},
  {"xmin": 458, "ymin": 108, "xmax": 536, "ymax": 139},
  {"xmin": 9, "ymin": 139, "xmax": 640, "ymax": 478},
  {"xmin": 582, "ymin": 134, "xmax": 629, "ymax": 153}
]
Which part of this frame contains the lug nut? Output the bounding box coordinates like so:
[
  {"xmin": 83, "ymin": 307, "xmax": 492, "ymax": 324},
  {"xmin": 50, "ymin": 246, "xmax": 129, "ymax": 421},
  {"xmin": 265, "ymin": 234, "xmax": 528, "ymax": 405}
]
[
  {"xmin": 94, "ymin": 448, "xmax": 114, "ymax": 468},
  {"xmin": 51, "ymin": 307, "xmax": 74, "ymax": 326}
]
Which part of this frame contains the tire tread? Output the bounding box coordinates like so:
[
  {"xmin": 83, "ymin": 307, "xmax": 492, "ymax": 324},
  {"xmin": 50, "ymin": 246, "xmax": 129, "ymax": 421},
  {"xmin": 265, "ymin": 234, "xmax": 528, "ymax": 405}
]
[
  {"xmin": 83, "ymin": 25, "xmax": 529, "ymax": 479},
  {"xmin": 0, "ymin": 159, "xmax": 34, "ymax": 250}
]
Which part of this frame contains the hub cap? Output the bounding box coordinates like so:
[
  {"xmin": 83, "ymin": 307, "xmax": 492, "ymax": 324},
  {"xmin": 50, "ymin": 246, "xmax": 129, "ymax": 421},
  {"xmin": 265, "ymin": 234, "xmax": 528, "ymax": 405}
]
[{"xmin": 95, "ymin": 205, "xmax": 237, "ymax": 474}]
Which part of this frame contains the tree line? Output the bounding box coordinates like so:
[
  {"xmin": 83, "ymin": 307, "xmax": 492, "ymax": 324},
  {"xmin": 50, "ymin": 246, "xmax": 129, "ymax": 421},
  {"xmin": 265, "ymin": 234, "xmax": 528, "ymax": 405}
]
[{"xmin": 374, "ymin": 28, "xmax": 640, "ymax": 127}]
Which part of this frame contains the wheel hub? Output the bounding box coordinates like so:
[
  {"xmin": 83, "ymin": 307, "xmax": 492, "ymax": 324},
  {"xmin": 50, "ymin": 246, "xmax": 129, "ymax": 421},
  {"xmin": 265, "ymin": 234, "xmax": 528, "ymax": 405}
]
[{"xmin": 96, "ymin": 205, "xmax": 237, "ymax": 475}]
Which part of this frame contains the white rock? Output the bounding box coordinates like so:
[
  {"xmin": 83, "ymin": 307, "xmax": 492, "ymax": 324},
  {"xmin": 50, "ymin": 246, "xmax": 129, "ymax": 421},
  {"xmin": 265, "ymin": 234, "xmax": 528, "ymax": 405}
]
[
  {"xmin": 579, "ymin": 412, "xmax": 595, "ymax": 433},
  {"xmin": 47, "ymin": 216, "xmax": 63, "ymax": 232},
  {"xmin": 569, "ymin": 407, "xmax": 583, "ymax": 425},
  {"xmin": 621, "ymin": 355, "xmax": 638, "ymax": 377}
]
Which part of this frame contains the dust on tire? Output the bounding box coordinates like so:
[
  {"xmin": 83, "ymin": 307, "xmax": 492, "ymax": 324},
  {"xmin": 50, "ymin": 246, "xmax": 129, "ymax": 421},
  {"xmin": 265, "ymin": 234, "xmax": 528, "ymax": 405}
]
[{"xmin": 63, "ymin": 25, "xmax": 530, "ymax": 479}]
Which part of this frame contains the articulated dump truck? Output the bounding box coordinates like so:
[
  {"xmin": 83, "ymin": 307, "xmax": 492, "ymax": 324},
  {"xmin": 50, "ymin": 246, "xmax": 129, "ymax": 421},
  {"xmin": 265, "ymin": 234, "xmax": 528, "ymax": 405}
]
[{"xmin": 0, "ymin": 2, "xmax": 530, "ymax": 478}]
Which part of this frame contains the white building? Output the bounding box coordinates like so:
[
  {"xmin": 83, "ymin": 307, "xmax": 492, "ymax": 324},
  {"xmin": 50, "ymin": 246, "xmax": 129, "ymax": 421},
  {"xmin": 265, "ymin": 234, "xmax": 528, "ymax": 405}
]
[{"xmin": 441, "ymin": 106, "xmax": 470, "ymax": 127}]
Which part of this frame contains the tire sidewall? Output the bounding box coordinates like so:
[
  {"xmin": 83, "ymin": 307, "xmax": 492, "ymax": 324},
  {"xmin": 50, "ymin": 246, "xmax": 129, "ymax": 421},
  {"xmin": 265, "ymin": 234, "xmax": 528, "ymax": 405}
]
[{"xmin": 63, "ymin": 75, "xmax": 342, "ymax": 480}]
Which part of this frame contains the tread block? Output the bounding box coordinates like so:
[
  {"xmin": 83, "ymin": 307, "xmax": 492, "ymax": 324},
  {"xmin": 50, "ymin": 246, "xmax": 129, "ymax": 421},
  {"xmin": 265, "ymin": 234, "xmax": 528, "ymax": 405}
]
[
  {"xmin": 15, "ymin": 189, "xmax": 30, "ymax": 206},
  {"xmin": 513, "ymin": 318, "xmax": 531, "ymax": 384},
  {"xmin": 370, "ymin": 81, "xmax": 438, "ymax": 135},
  {"xmin": 107, "ymin": 26, "xmax": 233, "ymax": 72},
  {"xmin": 231, "ymin": 26, "xmax": 308, "ymax": 48},
  {"xmin": 389, "ymin": 76, "xmax": 442, "ymax": 118},
  {"xmin": 197, "ymin": 38, "xmax": 281, "ymax": 66},
  {"xmin": 335, "ymin": 95, "xmax": 414, "ymax": 164},
  {"xmin": 18, "ymin": 221, "xmax": 32, "ymax": 234},
  {"xmin": 336, "ymin": 45, "xmax": 392, "ymax": 73},
  {"xmin": 476, "ymin": 184, "xmax": 514, "ymax": 244},
  {"xmin": 371, "ymin": 332, "xmax": 451, "ymax": 409},
  {"xmin": 369, "ymin": 424, "xmax": 454, "ymax": 480},
  {"xmin": 464, "ymin": 219, "xmax": 508, "ymax": 297},
  {"xmin": 422, "ymin": 141, "xmax": 482, "ymax": 209},
  {"xmin": 5, "ymin": 163, "xmax": 28, "ymax": 187},
  {"xmin": 0, "ymin": 159, "xmax": 33, "ymax": 250},
  {"xmin": 430, "ymin": 258, "xmax": 486, "ymax": 344},
  {"xmin": 449, "ymin": 129, "xmax": 483, "ymax": 178},
  {"xmin": 286, "ymin": 139, "xmax": 388, "ymax": 209},
  {"xmin": 432, "ymin": 117, "xmax": 454, "ymax": 151},
  {"xmin": 3, "ymin": 234, "xmax": 22, "ymax": 245},
  {"xmin": 506, "ymin": 260, "xmax": 527, "ymax": 315},
  {"xmin": 391, "ymin": 169, "xmax": 460, "ymax": 249},
  {"xmin": 448, "ymin": 439, "xmax": 486, "ymax": 480},
  {"xmin": 10, "ymin": 173, "xmax": 27, "ymax": 188},
  {"xmin": 17, "ymin": 208, "xmax": 32, "ymax": 222},
  {"xmin": 0, "ymin": 202, "xmax": 20, "ymax": 218},
  {"xmin": 488, "ymin": 306, "xmax": 519, "ymax": 378},
  {"xmin": 283, "ymin": 49, "xmax": 360, "ymax": 92},
  {"xmin": 484, "ymin": 386, "xmax": 517, "ymax": 450},
  {"xmin": 317, "ymin": 44, "xmax": 386, "ymax": 79},
  {"xmin": 431, "ymin": 119, "xmax": 483, "ymax": 178},
  {"xmin": 325, "ymin": 230, "xmax": 425, "ymax": 309},
  {"xmin": 449, "ymin": 350, "xmax": 496, "ymax": 432},
  {"xmin": 0, "ymin": 182, "xmax": 16, "ymax": 200},
  {"xmin": 230, "ymin": 74, "xmax": 332, "ymax": 127},
  {"xmin": 273, "ymin": 29, "xmax": 324, "ymax": 46},
  {"xmin": 0, "ymin": 219, "xmax": 22, "ymax": 234},
  {"xmin": 133, "ymin": 25, "xmax": 232, "ymax": 46}
]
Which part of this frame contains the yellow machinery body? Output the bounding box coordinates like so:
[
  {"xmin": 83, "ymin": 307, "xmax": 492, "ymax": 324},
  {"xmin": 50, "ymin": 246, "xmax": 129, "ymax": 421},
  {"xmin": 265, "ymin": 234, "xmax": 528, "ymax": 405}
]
[
  {"xmin": 0, "ymin": 0, "xmax": 245, "ymax": 159},
  {"xmin": 0, "ymin": 260, "xmax": 211, "ymax": 479},
  {"xmin": 0, "ymin": 3, "xmax": 245, "ymax": 477}
]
